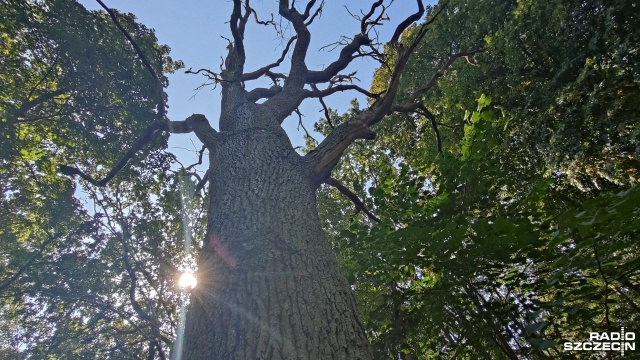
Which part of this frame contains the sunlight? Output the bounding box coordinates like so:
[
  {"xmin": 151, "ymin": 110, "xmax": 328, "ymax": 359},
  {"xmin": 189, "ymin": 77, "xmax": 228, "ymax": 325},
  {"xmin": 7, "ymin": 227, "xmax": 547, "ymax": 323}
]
[{"xmin": 178, "ymin": 272, "xmax": 197, "ymax": 289}]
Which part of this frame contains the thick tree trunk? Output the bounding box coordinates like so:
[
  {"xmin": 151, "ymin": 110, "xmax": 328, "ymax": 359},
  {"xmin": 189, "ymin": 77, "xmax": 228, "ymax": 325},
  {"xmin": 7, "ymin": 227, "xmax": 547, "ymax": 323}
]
[{"xmin": 180, "ymin": 105, "xmax": 372, "ymax": 359}]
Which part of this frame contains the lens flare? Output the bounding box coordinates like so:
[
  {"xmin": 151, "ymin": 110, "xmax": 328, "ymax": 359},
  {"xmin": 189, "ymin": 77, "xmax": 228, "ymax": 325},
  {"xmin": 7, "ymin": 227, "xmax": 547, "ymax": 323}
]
[{"xmin": 178, "ymin": 272, "xmax": 197, "ymax": 289}]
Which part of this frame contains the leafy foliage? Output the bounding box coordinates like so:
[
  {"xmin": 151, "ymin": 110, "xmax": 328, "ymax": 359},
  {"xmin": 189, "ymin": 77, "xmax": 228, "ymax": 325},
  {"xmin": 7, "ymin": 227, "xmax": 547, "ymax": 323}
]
[
  {"xmin": 0, "ymin": 1, "xmax": 194, "ymax": 358},
  {"xmin": 316, "ymin": 0, "xmax": 640, "ymax": 358}
]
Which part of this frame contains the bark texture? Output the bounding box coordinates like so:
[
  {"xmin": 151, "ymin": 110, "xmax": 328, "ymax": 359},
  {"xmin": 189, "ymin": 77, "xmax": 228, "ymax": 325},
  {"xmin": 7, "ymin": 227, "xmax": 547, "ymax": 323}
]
[{"xmin": 181, "ymin": 104, "xmax": 372, "ymax": 359}]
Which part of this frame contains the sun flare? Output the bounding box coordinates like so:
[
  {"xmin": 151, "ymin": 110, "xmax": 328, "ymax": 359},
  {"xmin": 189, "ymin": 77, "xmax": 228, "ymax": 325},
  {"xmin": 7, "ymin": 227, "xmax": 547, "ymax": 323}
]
[{"xmin": 178, "ymin": 272, "xmax": 197, "ymax": 289}]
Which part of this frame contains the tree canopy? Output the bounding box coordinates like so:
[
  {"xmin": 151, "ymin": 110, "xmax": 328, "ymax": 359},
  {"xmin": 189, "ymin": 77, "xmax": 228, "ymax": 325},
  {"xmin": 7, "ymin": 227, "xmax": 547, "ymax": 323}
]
[
  {"xmin": 315, "ymin": 0, "xmax": 640, "ymax": 358},
  {"xmin": 1, "ymin": 0, "xmax": 639, "ymax": 358}
]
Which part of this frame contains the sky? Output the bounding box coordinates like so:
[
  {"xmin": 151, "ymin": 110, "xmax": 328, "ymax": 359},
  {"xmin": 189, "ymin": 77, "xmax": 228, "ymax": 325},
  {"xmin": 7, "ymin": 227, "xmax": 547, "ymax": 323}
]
[{"xmin": 77, "ymin": 0, "xmax": 430, "ymax": 164}]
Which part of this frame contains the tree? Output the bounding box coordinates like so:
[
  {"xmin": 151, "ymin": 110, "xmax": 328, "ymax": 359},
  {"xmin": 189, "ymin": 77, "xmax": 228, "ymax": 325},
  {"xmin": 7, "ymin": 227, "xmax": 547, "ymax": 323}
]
[
  {"xmin": 317, "ymin": 0, "xmax": 639, "ymax": 358},
  {"xmin": 2, "ymin": 0, "xmax": 466, "ymax": 358},
  {"xmin": 4, "ymin": 0, "xmax": 638, "ymax": 358}
]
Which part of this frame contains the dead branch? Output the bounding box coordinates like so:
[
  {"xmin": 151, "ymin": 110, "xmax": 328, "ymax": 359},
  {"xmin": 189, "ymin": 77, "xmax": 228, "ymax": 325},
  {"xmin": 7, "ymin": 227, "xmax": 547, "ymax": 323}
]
[
  {"xmin": 306, "ymin": 1, "xmax": 433, "ymax": 181},
  {"xmin": 185, "ymin": 145, "xmax": 207, "ymax": 171},
  {"xmin": 228, "ymin": 0, "xmax": 247, "ymax": 79},
  {"xmin": 317, "ymin": 96, "xmax": 334, "ymax": 129},
  {"xmin": 242, "ymin": 36, "xmax": 297, "ymax": 81},
  {"xmin": 390, "ymin": 0, "xmax": 424, "ymax": 45}
]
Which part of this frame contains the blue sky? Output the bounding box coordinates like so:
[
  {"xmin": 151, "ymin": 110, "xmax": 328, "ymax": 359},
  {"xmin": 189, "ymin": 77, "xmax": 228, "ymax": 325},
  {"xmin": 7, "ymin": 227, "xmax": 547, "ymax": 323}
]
[{"xmin": 78, "ymin": 0, "xmax": 429, "ymax": 163}]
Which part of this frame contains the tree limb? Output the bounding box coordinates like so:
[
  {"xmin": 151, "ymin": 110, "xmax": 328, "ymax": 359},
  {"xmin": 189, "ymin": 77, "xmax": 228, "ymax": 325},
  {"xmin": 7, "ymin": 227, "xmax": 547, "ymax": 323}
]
[
  {"xmin": 242, "ymin": 36, "xmax": 296, "ymax": 82},
  {"xmin": 95, "ymin": 0, "xmax": 166, "ymax": 120},
  {"xmin": 305, "ymin": 1, "xmax": 472, "ymax": 183},
  {"xmin": 306, "ymin": 84, "xmax": 381, "ymax": 100},
  {"xmin": 324, "ymin": 177, "xmax": 380, "ymax": 223},
  {"xmin": 59, "ymin": 113, "xmax": 216, "ymax": 187},
  {"xmin": 17, "ymin": 88, "xmax": 68, "ymax": 119},
  {"xmin": 246, "ymin": 85, "xmax": 283, "ymax": 102},
  {"xmin": 416, "ymin": 105, "xmax": 442, "ymax": 154},
  {"xmin": 228, "ymin": 0, "xmax": 246, "ymax": 80},
  {"xmin": 59, "ymin": 121, "xmax": 167, "ymax": 187}
]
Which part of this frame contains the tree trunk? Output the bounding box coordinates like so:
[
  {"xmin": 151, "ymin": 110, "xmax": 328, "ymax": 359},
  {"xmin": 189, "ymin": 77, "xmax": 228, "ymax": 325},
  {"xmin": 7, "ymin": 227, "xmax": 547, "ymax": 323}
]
[{"xmin": 180, "ymin": 105, "xmax": 373, "ymax": 359}]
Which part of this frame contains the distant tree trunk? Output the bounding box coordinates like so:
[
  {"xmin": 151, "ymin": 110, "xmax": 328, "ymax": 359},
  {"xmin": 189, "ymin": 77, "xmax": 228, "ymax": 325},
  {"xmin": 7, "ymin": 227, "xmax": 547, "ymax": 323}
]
[{"xmin": 180, "ymin": 104, "xmax": 373, "ymax": 359}]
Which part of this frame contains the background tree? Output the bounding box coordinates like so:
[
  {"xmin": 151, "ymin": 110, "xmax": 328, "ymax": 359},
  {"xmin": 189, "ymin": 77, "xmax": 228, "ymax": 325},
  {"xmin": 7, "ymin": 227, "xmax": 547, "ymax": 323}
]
[{"xmin": 317, "ymin": 0, "xmax": 639, "ymax": 358}]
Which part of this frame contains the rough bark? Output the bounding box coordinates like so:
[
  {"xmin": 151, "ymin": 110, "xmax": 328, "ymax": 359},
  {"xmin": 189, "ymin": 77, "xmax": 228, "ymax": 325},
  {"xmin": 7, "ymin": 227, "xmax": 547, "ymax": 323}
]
[{"xmin": 180, "ymin": 103, "xmax": 372, "ymax": 359}]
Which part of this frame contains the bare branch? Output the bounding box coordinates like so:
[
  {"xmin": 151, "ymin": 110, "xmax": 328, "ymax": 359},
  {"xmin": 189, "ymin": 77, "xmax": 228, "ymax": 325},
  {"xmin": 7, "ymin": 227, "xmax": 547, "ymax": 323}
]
[
  {"xmin": 360, "ymin": 0, "xmax": 385, "ymax": 34},
  {"xmin": 324, "ymin": 177, "xmax": 380, "ymax": 223},
  {"xmin": 317, "ymin": 96, "xmax": 334, "ymax": 129},
  {"xmin": 390, "ymin": 0, "xmax": 424, "ymax": 45},
  {"xmin": 279, "ymin": 0, "xmax": 311, "ymax": 85},
  {"xmin": 185, "ymin": 67, "xmax": 227, "ymax": 84},
  {"xmin": 294, "ymin": 108, "xmax": 314, "ymax": 141},
  {"xmin": 305, "ymin": 34, "xmax": 371, "ymax": 84},
  {"xmin": 306, "ymin": 1, "xmax": 441, "ymax": 182},
  {"xmin": 246, "ymin": 85, "xmax": 283, "ymax": 102},
  {"xmin": 185, "ymin": 145, "xmax": 207, "ymax": 171},
  {"xmin": 242, "ymin": 36, "xmax": 297, "ymax": 82},
  {"xmin": 195, "ymin": 171, "xmax": 210, "ymax": 196},
  {"xmin": 250, "ymin": 7, "xmax": 276, "ymax": 27},
  {"xmin": 228, "ymin": 0, "xmax": 246, "ymax": 79},
  {"xmin": 306, "ymin": 84, "xmax": 381, "ymax": 100}
]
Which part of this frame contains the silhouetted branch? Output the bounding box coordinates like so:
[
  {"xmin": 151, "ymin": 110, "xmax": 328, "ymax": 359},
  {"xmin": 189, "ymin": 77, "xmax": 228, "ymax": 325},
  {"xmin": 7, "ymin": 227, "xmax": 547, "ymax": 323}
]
[
  {"xmin": 324, "ymin": 177, "xmax": 380, "ymax": 223},
  {"xmin": 59, "ymin": 121, "xmax": 167, "ymax": 186},
  {"xmin": 195, "ymin": 171, "xmax": 210, "ymax": 196},
  {"xmin": 95, "ymin": 0, "xmax": 166, "ymax": 120},
  {"xmin": 242, "ymin": 36, "xmax": 296, "ymax": 81},
  {"xmin": 417, "ymin": 105, "xmax": 442, "ymax": 154}
]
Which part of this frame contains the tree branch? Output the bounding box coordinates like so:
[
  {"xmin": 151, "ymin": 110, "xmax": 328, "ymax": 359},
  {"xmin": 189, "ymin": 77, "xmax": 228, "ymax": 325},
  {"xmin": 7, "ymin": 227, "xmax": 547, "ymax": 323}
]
[
  {"xmin": 59, "ymin": 113, "xmax": 216, "ymax": 187},
  {"xmin": 324, "ymin": 177, "xmax": 380, "ymax": 223},
  {"xmin": 95, "ymin": 0, "xmax": 166, "ymax": 120},
  {"xmin": 17, "ymin": 88, "xmax": 68, "ymax": 119},
  {"xmin": 279, "ymin": 0, "xmax": 312, "ymax": 85},
  {"xmin": 390, "ymin": 0, "xmax": 425, "ymax": 45},
  {"xmin": 416, "ymin": 105, "xmax": 442, "ymax": 154},
  {"xmin": 171, "ymin": 114, "xmax": 219, "ymax": 148},
  {"xmin": 305, "ymin": 35, "xmax": 371, "ymax": 84},
  {"xmin": 403, "ymin": 50, "xmax": 483, "ymax": 105},
  {"xmin": 59, "ymin": 121, "xmax": 167, "ymax": 187},
  {"xmin": 306, "ymin": 1, "xmax": 432, "ymax": 182},
  {"xmin": 228, "ymin": 0, "xmax": 247, "ymax": 80},
  {"xmin": 242, "ymin": 36, "xmax": 297, "ymax": 82},
  {"xmin": 246, "ymin": 85, "xmax": 283, "ymax": 102},
  {"xmin": 306, "ymin": 84, "xmax": 381, "ymax": 100}
]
